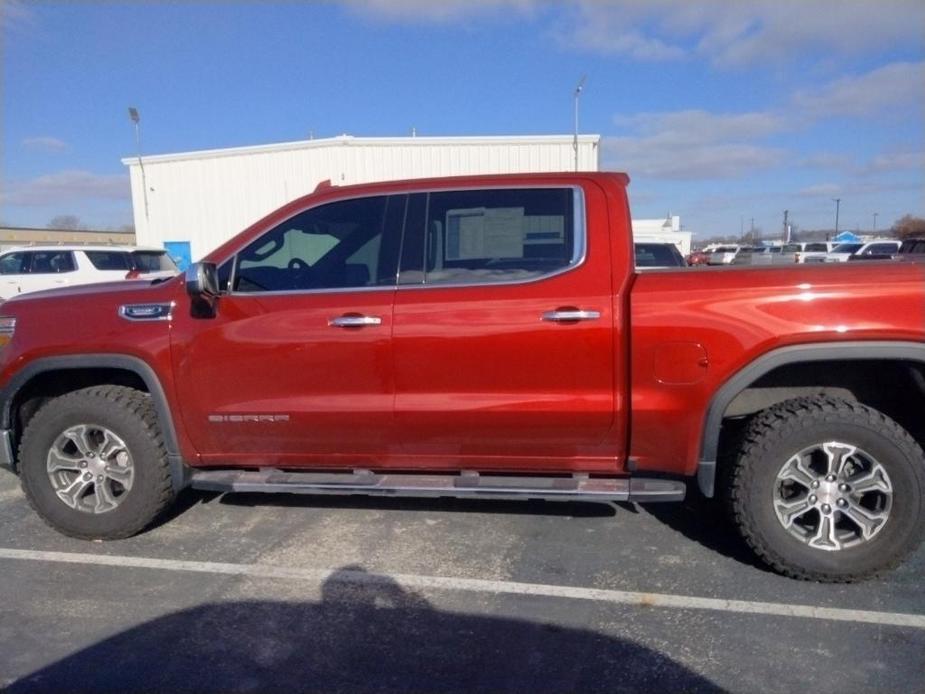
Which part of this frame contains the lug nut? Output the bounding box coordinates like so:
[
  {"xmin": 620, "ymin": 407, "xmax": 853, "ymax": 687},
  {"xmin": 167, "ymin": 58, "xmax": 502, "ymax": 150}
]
[
  {"xmin": 837, "ymin": 499, "xmax": 848, "ymax": 508},
  {"xmin": 79, "ymin": 461, "xmax": 87, "ymax": 469},
  {"xmin": 825, "ymin": 474, "xmax": 836, "ymax": 482},
  {"xmin": 96, "ymin": 475, "xmax": 103, "ymax": 482},
  {"xmin": 83, "ymin": 472, "xmax": 92, "ymax": 480},
  {"xmin": 811, "ymin": 480, "xmax": 820, "ymax": 489},
  {"xmin": 88, "ymin": 452, "xmax": 95, "ymax": 458},
  {"xmin": 809, "ymin": 494, "xmax": 818, "ymax": 503},
  {"xmin": 821, "ymin": 503, "xmax": 832, "ymax": 514},
  {"xmin": 838, "ymin": 483, "xmax": 850, "ymax": 492}
]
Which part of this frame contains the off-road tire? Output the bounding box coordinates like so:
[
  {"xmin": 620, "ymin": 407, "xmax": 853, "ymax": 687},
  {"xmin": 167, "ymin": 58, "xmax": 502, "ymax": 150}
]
[
  {"xmin": 20, "ymin": 385, "xmax": 176, "ymax": 540},
  {"xmin": 729, "ymin": 395, "xmax": 925, "ymax": 582}
]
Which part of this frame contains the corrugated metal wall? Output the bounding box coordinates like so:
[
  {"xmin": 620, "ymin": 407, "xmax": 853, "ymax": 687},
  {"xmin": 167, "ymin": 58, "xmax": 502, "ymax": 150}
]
[{"xmin": 124, "ymin": 135, "xmax": 600, "ymax": 260}]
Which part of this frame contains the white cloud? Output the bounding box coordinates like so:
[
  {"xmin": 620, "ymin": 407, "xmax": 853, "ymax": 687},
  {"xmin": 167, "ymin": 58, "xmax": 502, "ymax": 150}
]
[
  {"xmin": 22, "ymin": 136, "xmax": 69, "ymax": 153},
  {"xmin": 0, "ymin": 170, "xmax": 130, "ymax": 206},
  {"xmin": 615, "ymin": 110, "xmax": 786, "ymax": 142},
  {"xmin": 865, "ymin": 150, "xmax": 925, "ymax": 173},
  {"xmin": 343, "ymin": 0, "xmax": 536, "ymax": 23},
  {"xmin": 560, "ymin": 0, "xmax": 925, "ymax": 68},
  {"xmin": 791, "ymin": 61, "xmax": 925, "ymax": 120},
  {"xmin": 603, "ymin": 136, "xmax": 785, "ymax": 179},
  {"xmin": 798, "ymin": 183, "xmax": 842, "ymax": 198}
]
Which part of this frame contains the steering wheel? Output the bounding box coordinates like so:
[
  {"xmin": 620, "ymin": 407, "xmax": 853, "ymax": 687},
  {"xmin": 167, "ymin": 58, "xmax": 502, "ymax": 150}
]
[{"xmin": 288, "ymin": 258, "xmax": 308, "ymax": 271}]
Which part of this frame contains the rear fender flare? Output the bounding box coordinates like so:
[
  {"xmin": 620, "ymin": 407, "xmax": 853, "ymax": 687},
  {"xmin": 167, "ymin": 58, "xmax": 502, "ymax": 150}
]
[{"xmin": 697, "ymin": 341, "xmax": 925, "ymax": 497}]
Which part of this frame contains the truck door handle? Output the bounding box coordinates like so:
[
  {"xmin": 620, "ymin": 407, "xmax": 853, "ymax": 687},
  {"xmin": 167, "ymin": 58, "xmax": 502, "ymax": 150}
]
[
  {"xmin": 329, "ymin": 314, "xmax": 382, "ymax": 328},
  {"xmin": 542, "ymin": 309, "xmax": 601, "ymax": 322}
]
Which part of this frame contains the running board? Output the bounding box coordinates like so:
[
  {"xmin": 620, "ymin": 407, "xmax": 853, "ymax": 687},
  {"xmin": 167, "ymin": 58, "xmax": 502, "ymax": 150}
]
[{"xmin": 189, "ymin": 469, "xmax": 686, "ymax": 503}]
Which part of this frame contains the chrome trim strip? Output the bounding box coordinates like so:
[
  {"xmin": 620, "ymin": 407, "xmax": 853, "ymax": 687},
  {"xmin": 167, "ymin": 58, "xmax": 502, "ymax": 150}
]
[
  {"xmin": 227, "ymin": 186, "xmax": 588, "ymax": 297},
  {"xmin": 117, "ymin": 302, "xmax": 175, "ymax": 322}
]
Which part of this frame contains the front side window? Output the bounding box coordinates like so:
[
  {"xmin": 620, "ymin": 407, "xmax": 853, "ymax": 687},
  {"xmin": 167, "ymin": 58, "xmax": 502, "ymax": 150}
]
[
  {"xmin": 29, "ymin": 251, "xmax": 76, "ymax": 274},
  {"xmin": 131, "ymin": 251, "xmax": 178, "ymax": 272},
  {"xmin": 0, "ymin": 253, "xmax": 29, "ymax": 275},
  {"xmin": 401, "ymin": 187, "xmax": 578, "ymax": 286},
  {"xmin": 234, "ymin": 195, "xmax": 400, "ymax": 293}
]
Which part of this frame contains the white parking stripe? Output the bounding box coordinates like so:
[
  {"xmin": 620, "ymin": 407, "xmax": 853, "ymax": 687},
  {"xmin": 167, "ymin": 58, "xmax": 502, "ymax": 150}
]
[{"xmin": 2, "ymin": 547, "xmax": 923, "ymax": 629}]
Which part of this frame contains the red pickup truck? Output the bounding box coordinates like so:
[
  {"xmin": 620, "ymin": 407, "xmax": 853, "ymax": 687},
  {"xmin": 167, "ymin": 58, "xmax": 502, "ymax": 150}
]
[{"xmin": 1, "ymin": 172, "xmax": 923, "ymax": 582}]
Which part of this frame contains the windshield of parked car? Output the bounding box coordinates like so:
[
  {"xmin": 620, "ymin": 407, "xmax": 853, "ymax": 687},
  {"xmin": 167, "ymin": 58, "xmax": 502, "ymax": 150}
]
[
  {"xmin": 832, "ymin": 243, "xmax": 863, "ymax": 253},
  {"xmin": 131, "ymin": 251, "xmax": 179, "ymax": 272},
  {"xmin": 634, "ymin": 243, "xmax": 685, "ymax": 267},
  {"xmin": 804, "ymin": 243, "xmax": 828, "ymax": 252}
]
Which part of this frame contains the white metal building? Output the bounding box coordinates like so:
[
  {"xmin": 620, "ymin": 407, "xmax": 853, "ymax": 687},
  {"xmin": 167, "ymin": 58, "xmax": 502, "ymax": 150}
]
[
  {"xmin": 631, "ymin": 215, "xmax": 693, "ymax": 256},
  {"xmin": 123, "ymin": 134, "xmax": 600, "ymax": 264}
]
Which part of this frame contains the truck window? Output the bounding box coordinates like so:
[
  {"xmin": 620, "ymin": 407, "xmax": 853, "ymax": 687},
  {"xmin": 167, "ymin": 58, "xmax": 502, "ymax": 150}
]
[
  {"xmin": 233, "ymin": 195, "xmax": 400, "ymax": 293},
  {"xmin": 405, "ymin": 187, "xmax": 579, "ymax": 286},
  {"xmin": 86, "ymin": 251, "xmax": 131, "ymax": 270}
]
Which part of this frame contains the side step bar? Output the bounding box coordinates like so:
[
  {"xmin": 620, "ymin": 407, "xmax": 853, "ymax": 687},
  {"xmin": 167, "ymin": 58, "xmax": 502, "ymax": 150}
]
[{"xmin": 190, "ymin": 469, "xmax": 686, "ymax": 504}]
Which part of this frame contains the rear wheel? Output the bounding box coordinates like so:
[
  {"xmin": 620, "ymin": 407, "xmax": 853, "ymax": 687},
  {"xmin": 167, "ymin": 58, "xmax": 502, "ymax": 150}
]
[
  {"xmin": 729, "ymin": 396, "xmax": 925, "ymax": 581},
  {"xmin": 20, "ymin": 385, "xmax": 176, "ymax": 540}
]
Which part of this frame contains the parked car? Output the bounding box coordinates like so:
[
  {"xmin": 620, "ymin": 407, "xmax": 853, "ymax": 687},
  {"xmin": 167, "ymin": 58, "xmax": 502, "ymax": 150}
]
[
  {"xmin": 706, "ymin": 244, "xmax": 740, "ymax": 265},
  {"xmin": 1, "ymin": 172, "xmax": 924, "ymax": 583},
  {"xmin": 796, "ymin": 242, "xmax": 835, "ymax": 264},
  {"xmin": 895, "ymin": 238, "xmax": 925, "ymax": 262},
  {"xmin": 826, "ymin": 240, "xmax": 900, "ymax": 263},
  {"xmin": 686, "ymin": 250, "xmax": 710, "ymax": 266},
  {"xmin": 635, "ymin": 242, "xmax": 686, "ymax": 269},
  {"xmin": 0, "ymin": 246, "xmax": 178, "ymax": 297}
]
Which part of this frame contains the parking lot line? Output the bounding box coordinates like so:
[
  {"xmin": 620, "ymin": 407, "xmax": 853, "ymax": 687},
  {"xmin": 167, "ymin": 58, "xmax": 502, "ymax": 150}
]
[{"xmin": 2, "ymin": 546, "xmax": 923, "ymax": 629}]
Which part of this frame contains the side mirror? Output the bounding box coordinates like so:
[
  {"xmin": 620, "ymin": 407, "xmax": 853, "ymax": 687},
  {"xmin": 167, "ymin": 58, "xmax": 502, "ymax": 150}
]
[{"xmin": 185, "ymin": 262, "xmax": 219, "ymax": 299}]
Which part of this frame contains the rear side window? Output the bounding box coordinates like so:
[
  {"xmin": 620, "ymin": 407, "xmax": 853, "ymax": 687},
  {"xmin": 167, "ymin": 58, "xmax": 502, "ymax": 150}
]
[
  {"xmin": 131, "ymin": 251, "xmax": 178, "ymax": 272},
  {"xmin": 86, "ymin": 251, "xmax": 131, "ymax": 271},
  {"xmin": 805, "ymin": 243, "xmax": 828, "ymax": 252},
  {"xmin": 402, "ymin": 187, "xmax": 579, "ymax": 286},
  {"xmin": 29, "ymin": 251, "xmax": 76, "ymax": 274},
  {"xmin": 0, "ymin": 253, "xmax": 29, "ymax": 274}
]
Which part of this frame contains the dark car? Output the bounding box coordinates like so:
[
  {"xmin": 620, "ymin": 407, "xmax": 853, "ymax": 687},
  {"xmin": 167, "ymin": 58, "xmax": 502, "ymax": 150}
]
[{"xmin": 635, "ymin": 242, "xmax": 686, "ymax": 268}]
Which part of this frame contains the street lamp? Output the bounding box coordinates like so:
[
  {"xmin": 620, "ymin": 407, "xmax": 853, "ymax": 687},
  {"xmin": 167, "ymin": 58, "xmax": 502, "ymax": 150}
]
[
  {"xmin": 573, "ymin": 75, "xmax": 586, "ymax": 172},
  {"xmin": 128, "ymin": 107, "xmax": 150, "ymax": 222},
  {"xmin": 832, "ymin": 198, "xmax": 841, "ymax": 236},
  {"xmin": 873, "ymin": 212, "xmax": 878, "ymax": 234}
]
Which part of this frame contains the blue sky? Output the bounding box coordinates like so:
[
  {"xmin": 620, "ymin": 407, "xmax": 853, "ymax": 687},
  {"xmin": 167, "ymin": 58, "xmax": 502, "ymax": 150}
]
[{"xmin": 2, "ymin": 0, "xmax": 923, "ymax": 239}]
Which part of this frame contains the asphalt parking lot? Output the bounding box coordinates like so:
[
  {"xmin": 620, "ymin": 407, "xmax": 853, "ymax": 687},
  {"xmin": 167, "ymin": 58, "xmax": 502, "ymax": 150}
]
[{"xmin": 0, "ymin": 469, "xmax": 922, "ymax": 693}]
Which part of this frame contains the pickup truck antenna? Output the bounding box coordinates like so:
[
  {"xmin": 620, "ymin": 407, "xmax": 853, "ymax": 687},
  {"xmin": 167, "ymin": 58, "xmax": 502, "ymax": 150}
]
[{"xmin": 573, "ymin": 75, "xmax": 587, "ymax": 172}]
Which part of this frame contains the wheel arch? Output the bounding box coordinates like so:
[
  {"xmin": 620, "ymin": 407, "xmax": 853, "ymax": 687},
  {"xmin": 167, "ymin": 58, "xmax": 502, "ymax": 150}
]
[
  {"xmin": 698, "ymin": 341, "xmax": 925, "ymax": 497},
  {"xmin": 0, "ymin": 354, "xmax": 188, "ymax": 490}
]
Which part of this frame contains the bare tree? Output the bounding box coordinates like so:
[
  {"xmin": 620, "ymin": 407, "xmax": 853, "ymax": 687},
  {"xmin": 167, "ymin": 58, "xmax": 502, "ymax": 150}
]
[
  {"xmin": 892, "ymin": 215, "xmax": 925, "ymax": 240},
  {"xmin": 47, "ymin": 214, "xmax": 81, "ymax": 230}
]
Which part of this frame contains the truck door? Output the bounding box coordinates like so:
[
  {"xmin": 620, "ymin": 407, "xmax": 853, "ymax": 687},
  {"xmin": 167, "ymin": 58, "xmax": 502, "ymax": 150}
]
[
  {"xmin": 170, "ymin": 194, "xmax": 405, "ymax": 468},
  {"xmin": 391, "ymin": 185, "xmax": 621, "ymax": 473}
]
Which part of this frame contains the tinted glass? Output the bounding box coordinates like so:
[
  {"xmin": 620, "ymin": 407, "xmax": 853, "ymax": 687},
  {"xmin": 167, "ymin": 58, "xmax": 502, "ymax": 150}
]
[
  {"xmin": 863, "ymin": 243, "xmax": 898, "ymax": 255},
  {"xmin": 0, "ymin": 253, "xmax": 29, "ymax": 275},
  {"xmin": 29, "ymin": 251, "xmax": 76, "ymax": 274},
  {"xmin": 635, "ymin": 243, "xmax": 685, "ymax": 267},
  {"xmin": 86, "ymin": 251, "xmax": 131, "ymax": 270},
  {"xmin": 782, "ymin": 244, "xmax": 802, "ymax": 253},
  {"xmin": 131, "ymin": 251, "xmax": 178, "ymax": 272},
  {"xmin": 234, "ymin": 195, "xmax": 397, "ymax": 293},
  {"xmin": 805, "ymin": 243, "xmax": 828, "ymax": 252},
  {"xmin": 408, "ymin": 188, "xmax": 576, "ymax": 285},
  {"xmin": 832, "ymin": 243, "xmax": 862, "ymax": 253}
]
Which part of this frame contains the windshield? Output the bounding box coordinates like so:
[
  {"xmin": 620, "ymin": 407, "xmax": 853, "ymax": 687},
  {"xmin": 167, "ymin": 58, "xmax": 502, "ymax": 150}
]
[
  {"xmin": 131, "ymin": 251, "xmax": 178, "ymax": 272},
  {"xmin": 832, "ymin": 243, "xmax": 862, "ymax": 253}
]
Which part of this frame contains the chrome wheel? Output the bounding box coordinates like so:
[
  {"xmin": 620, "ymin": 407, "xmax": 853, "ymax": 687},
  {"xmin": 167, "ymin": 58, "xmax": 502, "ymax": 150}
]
[
  {"xmin": 46, "ymin": 424, "xmax": 135, "ymax": 514},
  {"xmin": 773, "ymin": 441, "xmax": 893, "ymax": 551}
]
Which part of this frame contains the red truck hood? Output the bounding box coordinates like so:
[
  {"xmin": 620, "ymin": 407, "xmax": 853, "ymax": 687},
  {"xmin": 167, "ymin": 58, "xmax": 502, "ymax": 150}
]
[{"xmin": 2, "ymin": 276, "xmax": 181, "ymax": 306}]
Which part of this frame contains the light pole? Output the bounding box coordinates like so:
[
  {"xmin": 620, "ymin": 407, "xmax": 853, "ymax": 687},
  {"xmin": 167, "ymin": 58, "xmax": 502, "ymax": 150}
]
[
  {"xmin": 832, "ymin": 198, "xmax": 841, "ymax": 236},
  {"xmin": 128, "ymin": 107, "xmax": 150, "ymax": 222},
  {"xmin": 873, "ymin": 212, "xmax": 878, "ymax": 234},
  {"xmin": 573, "ymin": 75, "xmax": 586, "ymax": 172}
]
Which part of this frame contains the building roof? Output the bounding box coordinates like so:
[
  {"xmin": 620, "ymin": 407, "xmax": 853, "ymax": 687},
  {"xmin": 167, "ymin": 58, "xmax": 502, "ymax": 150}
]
[{"xmin": 122, "ymin": 133, "xmax": 601, "ymax": 166}]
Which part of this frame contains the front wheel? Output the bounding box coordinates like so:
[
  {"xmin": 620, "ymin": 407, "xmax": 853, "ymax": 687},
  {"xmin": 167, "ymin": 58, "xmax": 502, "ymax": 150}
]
[
  {"xmin": 19, "ymin": 385, "xmax": 176, "ymax": 540},
  {"xmin": 729, "ymin": 396, "xmax": 925, "ymax": 582}
]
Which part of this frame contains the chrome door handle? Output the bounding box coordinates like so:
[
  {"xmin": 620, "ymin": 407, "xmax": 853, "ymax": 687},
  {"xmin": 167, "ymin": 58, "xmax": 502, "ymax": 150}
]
[
  {"xmin": 542, "ymin": 309, "xmax": 601, "ymax": 322},
  {"xmin": 329, "ymin": 315, "xmax": 382, "ymax": 328}
]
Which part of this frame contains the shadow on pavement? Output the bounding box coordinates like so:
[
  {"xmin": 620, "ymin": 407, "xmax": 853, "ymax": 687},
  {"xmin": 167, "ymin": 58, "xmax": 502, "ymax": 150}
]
[
  {"xmin": 10, "ymin": 566, "xmax": 724, "ymax": 694},
  {"xmin": 217, "ymin": 491, "xmax": 620, "ymax": 518},
  {"xmin": 640, "ymin": 492, "xmax": 771, "ymax": 573}
]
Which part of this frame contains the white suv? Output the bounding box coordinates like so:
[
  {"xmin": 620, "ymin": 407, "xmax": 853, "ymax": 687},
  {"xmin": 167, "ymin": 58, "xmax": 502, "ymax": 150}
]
[{"xmin": 0, "ymin": 246, "xmax": 178, "ymax": 299}]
